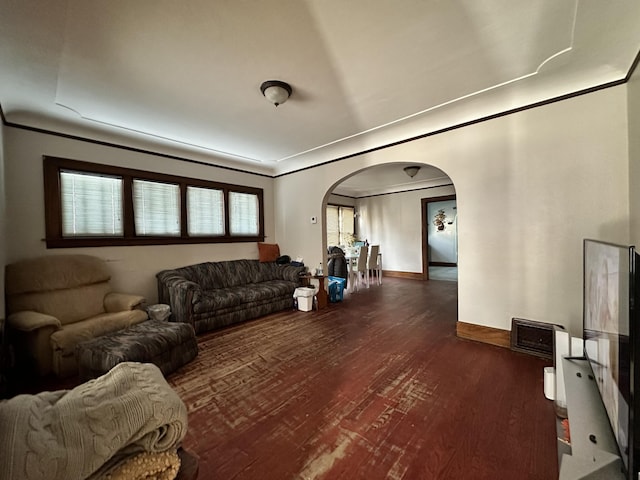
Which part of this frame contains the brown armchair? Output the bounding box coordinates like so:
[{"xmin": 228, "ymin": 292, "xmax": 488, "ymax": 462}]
[{"xmin": 5, "ymin": 254, "xmax": 148, "ymax": 377}]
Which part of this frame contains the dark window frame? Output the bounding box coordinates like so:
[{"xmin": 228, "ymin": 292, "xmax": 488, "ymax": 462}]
[{"xmin": 43, "ymin": 156, "xmax": 265, "ymax": 248}]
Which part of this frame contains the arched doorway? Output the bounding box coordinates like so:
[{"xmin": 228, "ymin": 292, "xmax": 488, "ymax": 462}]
[{"xmin": 323, "ymin": 162, "xmax": 456, "ymax": 282}]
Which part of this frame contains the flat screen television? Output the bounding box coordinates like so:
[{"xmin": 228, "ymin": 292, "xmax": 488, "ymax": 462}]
[{"xmin": 583, "ymin": 239, "xmax": 639, "ymax": 478}]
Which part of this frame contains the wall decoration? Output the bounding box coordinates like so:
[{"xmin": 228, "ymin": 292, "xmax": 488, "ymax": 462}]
[{"xmin": 433, "ymin": 209, "xmax": 447, "ymax": 231}]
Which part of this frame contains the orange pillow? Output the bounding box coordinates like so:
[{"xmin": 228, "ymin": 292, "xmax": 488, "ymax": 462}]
[{"xmin": 258, "ymin": 242, "xmax": 280, "ymax": 262}]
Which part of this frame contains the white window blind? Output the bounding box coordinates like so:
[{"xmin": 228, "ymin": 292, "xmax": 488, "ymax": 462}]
[
  {"xmin": 326, "ymin": 205, "xmax": 355, "ymax": 246},
  {"xmin": 187, "ymin": 186, "xmax": 225, "ymax": 236},
  {"xmin": 326, "ymin": 205, "xmax": 340, "ymax": 246},
  {"xmin": 229, "ymin": 191, "xmax": 259, "ymax": 235},
  {"xmin": 60, "ymin": 170, "xmax": 123, "ymax": 237},
  {"xmin": 133, "ymin": 179, "xmax": 180, "ymax": 236},
  {"xmin": 340, "ymin": 207, "xmax": 355, "ymax": 245}
]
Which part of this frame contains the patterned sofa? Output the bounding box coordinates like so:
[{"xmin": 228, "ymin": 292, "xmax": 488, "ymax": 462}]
[{"xmin": 156, "ymin": 259, "xmax": 306, "ymax": 334}]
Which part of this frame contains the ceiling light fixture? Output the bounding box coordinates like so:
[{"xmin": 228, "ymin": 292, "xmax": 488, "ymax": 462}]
[
  {"xmin": 403, "ymin": 166, "xmax": 421, "ymax": 178},
  {"xmin": 260, "ymin": 80, "xmax": 292, "ymax": 107}
]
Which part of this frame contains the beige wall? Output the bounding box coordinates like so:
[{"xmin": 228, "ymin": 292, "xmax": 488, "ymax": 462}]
[
  {"xmin": 3, "ymin": 127, "xmax": 276, "ymax": 303},
  {"xmin": 629, "ymin": 65, "xmax": 640, "ymax": 246},
  {"xmin": 275, "ymin": 86, "xmax": 629, "ymax": 336},
  {"xmin": 354, "ymin": 184, "xmax": 456, "ymax": 273},
  {"xmin": 327, "ymin": 193, "xmax": 356, "ymax": 207},
  {"xmin": 1, "ymin": 83, "xmax": 634, "ymax": 336}
]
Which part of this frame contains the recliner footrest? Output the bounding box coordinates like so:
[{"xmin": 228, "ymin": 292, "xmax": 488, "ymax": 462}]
[{"xmin": 75, "ymin": 319, "xmax": 198, "ymax": 381}]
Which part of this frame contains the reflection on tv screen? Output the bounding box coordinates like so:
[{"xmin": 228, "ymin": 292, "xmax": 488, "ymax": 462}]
[{"xmin": 583, "ymin": 240, "xmax": 631, "ymax": 470}]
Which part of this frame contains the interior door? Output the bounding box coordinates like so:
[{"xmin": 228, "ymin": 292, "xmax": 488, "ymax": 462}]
[{"xmin": 421, "ymin": 195, "xmax": 457, "ymax": 279}]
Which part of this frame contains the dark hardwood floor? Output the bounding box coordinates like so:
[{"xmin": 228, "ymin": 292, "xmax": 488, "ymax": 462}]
[{"xmin": 167, "ymin": 277, "xmax": 558, "ymax": 479}]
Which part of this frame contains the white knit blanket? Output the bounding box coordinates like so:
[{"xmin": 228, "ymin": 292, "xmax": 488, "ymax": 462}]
[{"xmin": 0, "ymin": 362, "xmax": 188, "ymax": 480}]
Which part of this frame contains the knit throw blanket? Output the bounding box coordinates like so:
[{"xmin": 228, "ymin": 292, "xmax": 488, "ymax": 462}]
[{"xmin": 0, "ymin": 362, "xmax": 188, "ymax": 480}]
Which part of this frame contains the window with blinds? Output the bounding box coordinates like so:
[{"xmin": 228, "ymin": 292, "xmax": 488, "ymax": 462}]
[
  {"xmin": 326, "ymin": 204, "xmax": 355, "ymax": 246},
  {"xmin": 341, "ymin": 207, "xmax": 355, "ymax": 245},
  {"xmin": 229, "ymin": 191, "xmax": 259, "ymax": 236},
  {"xmin": 43, "ymin": 156, "xmax": 265, "ymax": 247},
  {"xmin": 326, "ymin": 205, "xmax": 340, "ymax": 246},
  {"xmin": 60, "ymin": 170, "xmax": 123, "ymax": 237},
  {"xmin": 133, "ymin": 180, "xmax": 181, "ymax": 236},
  {"xmin": 187, "ymin": 186, "xmax": 225, "ymax": 236}
]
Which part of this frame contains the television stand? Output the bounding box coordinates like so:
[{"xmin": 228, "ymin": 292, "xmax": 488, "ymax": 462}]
[{"xmin": 558, "ymin": 357, "xmax": 625, "ymax": 479}]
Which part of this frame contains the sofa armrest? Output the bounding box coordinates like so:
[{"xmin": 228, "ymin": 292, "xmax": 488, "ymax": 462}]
[
  {"xmin": 156, "ymin": 271, "xmax": 201, "ymax": 325},
  {"xmin": 279, "ymin": 264, "xmax": 307, "ymax": 283},
  {"xmin": 104, "ymin": 292, "xmax": 146, "ymax": 312},
  {"xmin": 8, "ymin": 310, "xmax": 61, "ymax": 332}
]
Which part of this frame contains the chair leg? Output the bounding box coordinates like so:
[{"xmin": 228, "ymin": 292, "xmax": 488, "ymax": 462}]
[
  {"xmin": 355, "ymin": 270, "xmax": 362, "ymax": 291},
  {"xmin": 368, "ymin": 267, "xmax": 380, "ymax": 286}
]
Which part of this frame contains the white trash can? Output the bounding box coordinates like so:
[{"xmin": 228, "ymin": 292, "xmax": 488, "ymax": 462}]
[
  {"xmin": 293, "ymin": 287, "xmax": 316, "ymax": 312},
  {"xmin": 543, "ymin": 366, "xmax": 555, "ymax": 400},
  {"xmin": 147, "ymin": 303, "xmax": 171, "ymax": 321}
]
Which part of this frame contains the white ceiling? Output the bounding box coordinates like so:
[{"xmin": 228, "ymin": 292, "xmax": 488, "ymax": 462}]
[
  {"xmin": 332, "ymin": 163, "xmax": 451, "ymax": 198},
  {"xmin": 2, "ymin": 0, "xmax": 640, "ymax": 181}
]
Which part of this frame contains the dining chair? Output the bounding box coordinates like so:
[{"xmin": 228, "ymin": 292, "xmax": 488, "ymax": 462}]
[
  {"xmin": 349, "ymin": 245, "xmax": 369, "ymax": 292},
  {"xmin": 367, "ymin": 245, "xmax": 382, "ymax": 286}
]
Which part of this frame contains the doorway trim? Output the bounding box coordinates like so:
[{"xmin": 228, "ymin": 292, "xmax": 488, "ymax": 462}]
[{"xmin": 421, "ymin": 194, "xmax": 457, "ymax": 280}]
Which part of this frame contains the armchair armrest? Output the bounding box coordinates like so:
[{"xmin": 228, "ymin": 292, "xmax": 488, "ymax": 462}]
[
  {"xmin": 8, "ymin": 310, "xmax": 61, "ymax": 332},
  {"xmin": 104, "ymin": 292, "xmax": 146, "ymax": 312}
]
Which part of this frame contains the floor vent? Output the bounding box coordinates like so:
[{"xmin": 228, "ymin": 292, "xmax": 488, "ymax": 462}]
[{"xmin": 510, "ymin": 318, "xmax": 556, "ymax": 359}]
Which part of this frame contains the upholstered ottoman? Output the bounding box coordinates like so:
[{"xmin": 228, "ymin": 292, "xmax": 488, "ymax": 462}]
[{"xmin": 76, "ymin": 319, "xmax": 198, "ymax": 381}]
